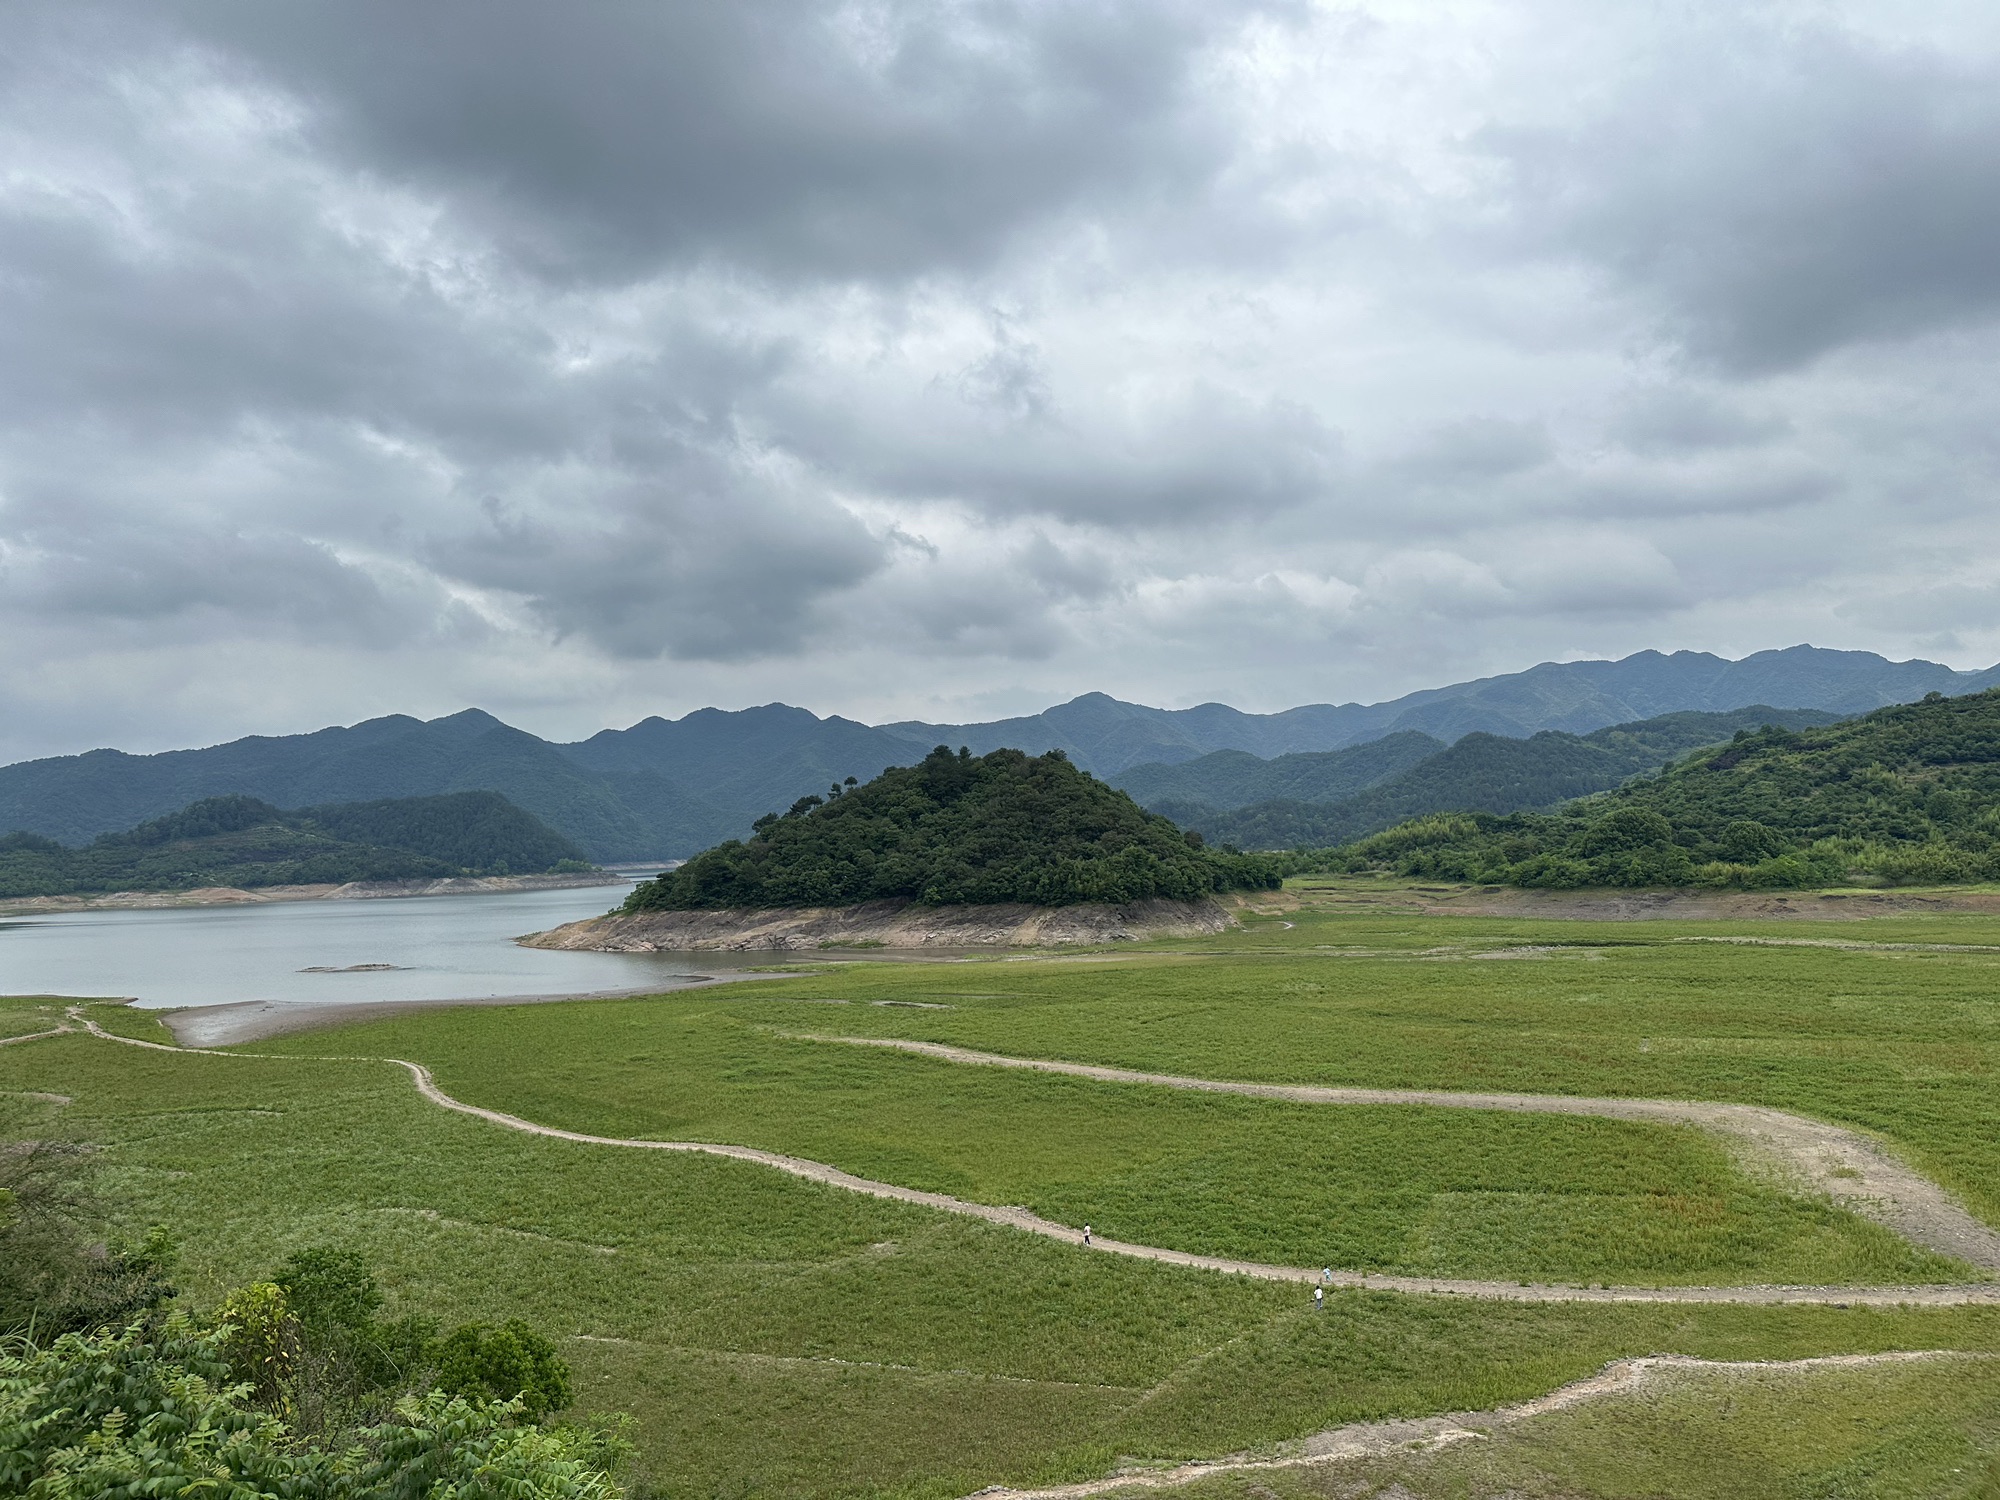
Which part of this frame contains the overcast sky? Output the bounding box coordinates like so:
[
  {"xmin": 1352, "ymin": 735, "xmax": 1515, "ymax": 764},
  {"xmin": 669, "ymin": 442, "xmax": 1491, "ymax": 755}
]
[{"xmin": 5, "ymin": 0, "xmax": 2000, "ymax": 761}]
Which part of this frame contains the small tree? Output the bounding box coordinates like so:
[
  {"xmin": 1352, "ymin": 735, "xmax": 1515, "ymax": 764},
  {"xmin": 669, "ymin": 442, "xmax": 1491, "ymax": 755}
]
[{"xmin": 433, "ymin": 1319, "xmax": 573, "ymax": 1421}]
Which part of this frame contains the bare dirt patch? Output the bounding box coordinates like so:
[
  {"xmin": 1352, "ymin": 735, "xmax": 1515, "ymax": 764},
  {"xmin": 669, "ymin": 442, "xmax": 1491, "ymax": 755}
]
[{"xmin": 1299, "ymin": 883, "xmax": 2000, "ymax": 921}]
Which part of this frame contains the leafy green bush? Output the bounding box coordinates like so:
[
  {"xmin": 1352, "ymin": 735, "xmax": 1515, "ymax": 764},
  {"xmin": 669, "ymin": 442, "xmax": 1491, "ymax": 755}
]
[
  {"xmin": 626, "ymin": 746, "xmax": 1284, "ymax": 911},
  {"xmin": 0, "ymin": 1319, "xmax": 621, "ymax": 1499},
  {"xmin": 433, "ymin": 1320, "xmax": 573, "ymax": 1420}
]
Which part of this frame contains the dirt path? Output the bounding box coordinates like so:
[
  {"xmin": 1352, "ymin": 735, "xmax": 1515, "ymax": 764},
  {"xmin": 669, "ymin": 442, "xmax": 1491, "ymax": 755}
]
[
  {"xmin": 36, "ymin": 1011, "xmax": 2000, "ymax": 1306},
  {"xmin": 804, "ymin": 1035, "xmax": 2000, "ymax": 1273},
  {"xmin": 970, "ymin": 1350, "xmax": 1994, "ymax": 1499}
]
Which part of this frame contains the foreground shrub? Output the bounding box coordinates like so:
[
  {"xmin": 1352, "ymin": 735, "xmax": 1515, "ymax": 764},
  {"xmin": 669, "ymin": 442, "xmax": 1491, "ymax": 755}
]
[
  {"xmin": 0, "ymin": 1319, "xmax": 622, "ymax": 1500},
  {"xmin": 0, "ymin": 1142, "xmax": 176, "ymax": 1339},
  {"xmin": 434, "ymin": 1319, "xmax": 573, "ymax": 1420}
]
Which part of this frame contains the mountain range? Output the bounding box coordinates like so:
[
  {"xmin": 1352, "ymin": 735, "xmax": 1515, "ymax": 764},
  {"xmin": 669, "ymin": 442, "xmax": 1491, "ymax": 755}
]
[{"xmin": 4, "ymin": 645, "xmax": 1995, "ymax": 860}]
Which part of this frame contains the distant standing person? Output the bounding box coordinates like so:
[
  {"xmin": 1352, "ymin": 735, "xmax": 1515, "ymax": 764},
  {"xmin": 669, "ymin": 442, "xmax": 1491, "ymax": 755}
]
[
  {"xmin": 1313, "ymin": 1285, "xmax": 1324, "ymax": 1311},
  {"xmin": 1322, "ymin": 1266, "xmax": 1332, "ymax": 1285},
  {"xmin": 1083, "ymin": 1224, "xmax": 1092, "ymax": 1246}
]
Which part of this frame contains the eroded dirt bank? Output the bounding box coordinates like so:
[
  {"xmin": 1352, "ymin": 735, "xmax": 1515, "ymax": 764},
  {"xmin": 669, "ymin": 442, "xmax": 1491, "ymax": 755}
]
[
  {"xmin": 521, "ymin": 896, "xmax": 1234, "ymax": 951},
  {"xmin": 1255, "ymin": 882, "xmax": 2000, "ymax": 920}
]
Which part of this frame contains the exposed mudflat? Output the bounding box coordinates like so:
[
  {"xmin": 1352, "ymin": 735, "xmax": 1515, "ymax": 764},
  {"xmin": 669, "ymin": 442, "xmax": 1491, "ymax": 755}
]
[
  {"xmin": 0, "ymin": 871, "xmax": 624, "ymax": 916},
  {"xmin": 521, "ymin": 896, "xmax": 1235, "ymax": 951}
]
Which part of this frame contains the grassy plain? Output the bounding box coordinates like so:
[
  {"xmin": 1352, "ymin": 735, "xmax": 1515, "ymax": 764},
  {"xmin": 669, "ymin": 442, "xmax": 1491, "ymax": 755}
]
[
  {"xmin": 259, "ymin": 995, "xmax": 1958, "ymax": 1287},
  {"xmin": 633, "ymin": 891, "xmax": 2000, "ymax": 1234},
  {"xmin": 5, "ymin": 884, "xmax": 2000, "ymax": 1495}
]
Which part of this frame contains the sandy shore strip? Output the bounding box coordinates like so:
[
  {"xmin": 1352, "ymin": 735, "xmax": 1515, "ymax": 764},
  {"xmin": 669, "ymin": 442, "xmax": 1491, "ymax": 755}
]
[{"xmin": 0, "ymin": 870, "xmax": 628, "ymax": 918}]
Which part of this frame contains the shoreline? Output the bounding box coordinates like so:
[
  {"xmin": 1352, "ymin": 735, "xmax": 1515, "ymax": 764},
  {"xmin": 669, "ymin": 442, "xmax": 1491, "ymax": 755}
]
[
  {"xmin": 524, "ymin": 895, "xmax": 1235, "ymax": 952},
  {"xmin": 113, "ymin": 943, "xmax": 1032, "ymax": 1047},
  {"xmin": 0, "ymin": 870, "xmax": 628, "ymax": 918}
]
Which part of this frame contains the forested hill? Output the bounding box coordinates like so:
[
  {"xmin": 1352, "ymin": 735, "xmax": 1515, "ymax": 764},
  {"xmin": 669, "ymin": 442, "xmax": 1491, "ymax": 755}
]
[
  {"xmin": 1147, "ymin": 706, "xmax": 1843, "ymax": 850},
  {"xmin": 1325, "ymin": 688, "xmax": 2000, "ymax": 889},
  {"xmin": 3, "ymin": 646, "xmax": 1994, "ymax": 862},
  {"xmin": 0, "ymin": 791, "xmax": 590, "ymax": 898},
  {"xmin": 624, "ymin": 746, "xmax": 1281, "ymax": 912}
]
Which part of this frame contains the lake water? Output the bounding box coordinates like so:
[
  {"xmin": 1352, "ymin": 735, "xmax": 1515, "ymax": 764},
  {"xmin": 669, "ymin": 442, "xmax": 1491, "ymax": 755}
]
[{"xmin": 0, "ymin": 883, "xmax": 733, "ymax": 1013}]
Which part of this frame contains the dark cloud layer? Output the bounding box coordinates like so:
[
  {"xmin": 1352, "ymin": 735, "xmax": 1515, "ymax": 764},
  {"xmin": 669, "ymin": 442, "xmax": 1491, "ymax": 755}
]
[
  {"xmin": 160, "ymin": 0, "xmax": 1255, "ymax": 283},
  {"xmin": 4, "ymin": 0, "xmax": 2000, "ymax": 761},
  {"xmin": 1497, "ymin": 16, "xmax": 2000, "ymax": 370}
]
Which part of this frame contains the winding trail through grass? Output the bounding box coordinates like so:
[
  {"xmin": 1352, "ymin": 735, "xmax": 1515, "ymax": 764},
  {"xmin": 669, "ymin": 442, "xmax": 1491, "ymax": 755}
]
[
  {"xmin": 970, "ymin": 1350, "xmax": 1997, "ymax": 1499},
  {"xmin": 38, "ymin": 1008, "xmax": 2000, "ymax": 1306},
  {"xmin": 803, "ymin": 1034, "xmax": 2000, "ymax": 1273}
]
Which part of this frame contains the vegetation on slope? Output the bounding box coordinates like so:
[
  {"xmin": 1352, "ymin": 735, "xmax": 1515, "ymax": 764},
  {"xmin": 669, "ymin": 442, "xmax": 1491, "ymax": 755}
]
[
  {"xmin": 1168, "ymin": 707, "xmax": 1843, "ymax": 850},
  {"xmin": 1318, "ymin": 688, "xmax": 2000, "ymax": 888},
  {"xmin": 0, "ymin": 790, "xmax": 590, "ymax": 897},
  {"xmin": 624, "ymin": 745, "xmax": 1282, "ymax": 911},
  {"xmin": 1116, "ymin": 731, "xmax": 1445, "ymax": 818}
]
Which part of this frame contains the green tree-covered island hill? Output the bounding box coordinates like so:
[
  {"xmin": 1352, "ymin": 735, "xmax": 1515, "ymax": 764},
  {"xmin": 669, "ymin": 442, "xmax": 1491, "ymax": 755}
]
[
  {"xmin": 0, "ymin": 791, "xmax": 599, "ymax": 900},
  {"xmin": 528, "ymin": 745, "xmax": 1283, "ymax": 951},
  {"xmin": 1317, "ymin": 687, "xmax": 2000, "ymax": 890}
]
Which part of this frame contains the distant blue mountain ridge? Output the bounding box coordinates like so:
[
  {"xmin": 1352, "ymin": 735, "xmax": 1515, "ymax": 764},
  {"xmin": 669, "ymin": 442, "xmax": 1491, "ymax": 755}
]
[{"xmin": 4, "ymin": 646, "xmax": 1995, "ymax": 861}]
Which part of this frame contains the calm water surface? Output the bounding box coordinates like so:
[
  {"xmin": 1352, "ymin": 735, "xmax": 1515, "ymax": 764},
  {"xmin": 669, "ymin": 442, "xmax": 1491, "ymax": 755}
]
[{"xmin": 0, "ymin": 884, "xmax": 728, "ymax": 1011}]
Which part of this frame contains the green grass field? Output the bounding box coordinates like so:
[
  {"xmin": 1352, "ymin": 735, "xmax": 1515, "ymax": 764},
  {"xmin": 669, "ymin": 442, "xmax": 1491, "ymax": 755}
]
[
  {"xmin": 253, "ymin": 995, "xmax": 1960, "ymax": 1287},
  {"xmin": 6, "ymin": 885, "xmax": 2000, "ymax": 1496}
]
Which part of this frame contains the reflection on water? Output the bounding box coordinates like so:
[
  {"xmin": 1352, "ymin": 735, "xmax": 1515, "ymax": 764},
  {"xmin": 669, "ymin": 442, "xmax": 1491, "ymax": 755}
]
[{"xmin": 0, "ymin": 884, "xmax": 730, "ymax": 1011}]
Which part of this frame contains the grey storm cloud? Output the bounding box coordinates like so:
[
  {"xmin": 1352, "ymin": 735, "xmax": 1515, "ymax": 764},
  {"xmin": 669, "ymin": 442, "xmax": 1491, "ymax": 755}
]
[
  {"xmin": 1494, "ymin": 15, "xmax": 2000, "ymax": 371},
  {"xmin": 5, "ymin": 0, "xmax": 2000, "ymax": 762},
  {"xmin": 148, "ymin": 0, "xmax": 1263, "ymax": 284}
]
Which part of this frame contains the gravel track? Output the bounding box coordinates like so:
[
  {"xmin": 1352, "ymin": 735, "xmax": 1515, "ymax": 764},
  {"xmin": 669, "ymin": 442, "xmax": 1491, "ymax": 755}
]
[{"xmin": 39, "ymin": 1010, "xmax": 2000, "ymax": 1306}]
